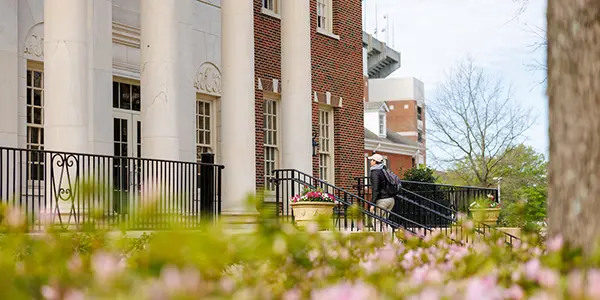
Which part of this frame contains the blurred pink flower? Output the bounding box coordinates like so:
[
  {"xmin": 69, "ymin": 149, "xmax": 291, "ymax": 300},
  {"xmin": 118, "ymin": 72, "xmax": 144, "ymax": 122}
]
[
  {"xmin": 64, "ymin": 289, "xmax": 85, "ymax": 300},
  {"xmin": 566, "ymin": 270, "xmax": 583, "ymax": 298},
  {"xmin": 524, "ymin": 259, "xmax": 541, "ymax": 281},
  {"xmin": 283, "ymin": 288, "xmax": 302, "ymax": 300},
  {"xmin": 41, "ymin": 285, "xmax": 58, "ymax": 300},
  {"xmin": 91, "ymin": 251, "xmax": 124, "ymax": 282},
  {"xmin": 536, "ymin": 268, "xmax": 559, "ymax": 288},
  {"xmin": 586, "ymin": 269, "xmax": 600, "ymax": 298},
  {"xmin": 504, "ymin": 284, "xmax": 525, "ymax": 300},
  {"xmin": 408, "ymin": 288, "xmax": 440, "ymax": 300},
  {"xmin": 310, "ymin": 281, "xmax": 378, "ymax": 300},
  {"xmin": 547, "ymin": 236, "xmax": 563, "ymax": 252}
]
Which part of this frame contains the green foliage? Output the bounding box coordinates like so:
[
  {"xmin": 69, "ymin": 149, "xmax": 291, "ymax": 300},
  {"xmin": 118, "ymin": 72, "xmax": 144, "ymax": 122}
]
[
  {"xmin": 445, "ymin": 144, "xmax": 548, "ymax": 228},
  {"xmin": 401, "ymin": 165, "xmax": 438, "ymax": 183}
]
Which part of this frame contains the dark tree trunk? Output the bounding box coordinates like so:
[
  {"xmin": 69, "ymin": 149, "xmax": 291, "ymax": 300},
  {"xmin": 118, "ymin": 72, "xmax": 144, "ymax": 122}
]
[{"xmin": 548, "ymin": 0, "xmax": 600, "ymax": 253}]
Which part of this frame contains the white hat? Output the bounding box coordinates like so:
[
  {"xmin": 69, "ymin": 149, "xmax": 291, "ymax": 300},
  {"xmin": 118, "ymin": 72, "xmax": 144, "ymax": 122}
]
[{"xmin": 368, "ymin": 153, "xmax": 384, "ymax": 163}]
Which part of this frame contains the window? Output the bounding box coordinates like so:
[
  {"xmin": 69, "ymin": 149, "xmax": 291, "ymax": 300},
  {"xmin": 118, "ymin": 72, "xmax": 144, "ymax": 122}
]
[
  {"xmin": 418, "ymin": 130, "xmax": 423, "ymax": 143},
  {"xmin": 264, "ymin": 98, "xmax": 279, "ymax": 190},
  {"xmin": 112, "ymin": 81, "xmax": 141, "ymax": 112},
  {"xmin": 262, "ymin": 0, "xmax": 279, "ymax": 14},
  {"xmin": 378, "ymin": 113, "xmax": 385, "ymax": 136},
  {"xmin": 319, "ymin": 108, "xmax": 334, "ymax": 183},
  {"xmin": 411, "ymin": 157, "xmax": 416, "ymax": 168},
  {"xmin": 196, "ymin": 99, "xmax": 214, "ymax": 161},
  {"xmin": 417, "ymin": 106, "xmax": 423, "ymax": 121},
  {"xmin": 317, "ymin": 0, "xmax": 333, "ymax": 32},
  {"xmin": 26, "ymin": 67, "xmax": 44, "ymax": 181}
]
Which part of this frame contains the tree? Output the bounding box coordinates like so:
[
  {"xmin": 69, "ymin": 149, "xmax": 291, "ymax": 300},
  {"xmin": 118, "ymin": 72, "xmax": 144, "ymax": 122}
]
[
  {"xmin": 428, "ymin": 58, "xmax": 535, "ymax": 187},
  {"xmin": 547, "ymin": 0, "xmax": 600, "ymax": 254}
]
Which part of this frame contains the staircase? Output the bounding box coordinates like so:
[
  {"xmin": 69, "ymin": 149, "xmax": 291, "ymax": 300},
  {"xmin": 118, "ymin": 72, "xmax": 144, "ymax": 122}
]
[
  {"xmin": 355, "ymin": 177, "xmax": 520, "ymax": 246},
  {"xmin": 271, "ymin": 169, "xmax": 442, "ymax": 240}
]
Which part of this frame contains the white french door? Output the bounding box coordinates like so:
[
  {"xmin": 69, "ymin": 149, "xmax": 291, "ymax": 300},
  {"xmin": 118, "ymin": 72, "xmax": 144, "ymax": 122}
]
[
  {"xmin": 113, "ymin": 111, "xmax": 141, "ymax": 159},
  {"xmin": 112, "ymin": 111, "xmax": 141, "ymax": 214}
]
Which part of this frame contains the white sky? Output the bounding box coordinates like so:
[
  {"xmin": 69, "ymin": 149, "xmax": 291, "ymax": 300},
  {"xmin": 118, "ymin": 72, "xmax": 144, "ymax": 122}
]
[{"xmin": 363, "ymin": 0, "xmax": 548, "ymax": 163}]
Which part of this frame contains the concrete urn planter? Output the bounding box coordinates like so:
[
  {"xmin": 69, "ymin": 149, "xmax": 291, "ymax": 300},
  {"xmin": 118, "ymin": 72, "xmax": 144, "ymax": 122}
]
[
  {"xmin": 470, "ymin": 208, "xmax": 501, "ymax": 226},
  {"xmin": 291, "ymin": 201, "xmax": 336, "ymax": 230}
]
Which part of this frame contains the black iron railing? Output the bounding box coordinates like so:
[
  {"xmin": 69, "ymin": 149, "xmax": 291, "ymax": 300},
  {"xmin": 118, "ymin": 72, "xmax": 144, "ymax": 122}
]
[
  {"xmin": 0, "ymin": 146, "xmax": 223, "ymax": 231},
  {"xmin": 354, "ymin": 177, "xmax": 520, "ymax": 246},
  {"xmin": 355, "ymin": 177, "xmax": 499, "ymax": 213},
  {"xmin": 271, "ymin": 169, "xmax": 435, "ymax": 238}
]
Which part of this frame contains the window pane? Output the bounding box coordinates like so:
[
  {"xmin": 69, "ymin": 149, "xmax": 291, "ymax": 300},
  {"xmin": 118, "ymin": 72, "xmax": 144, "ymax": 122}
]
[
  {"xmin": 33, "ymin": 107, "xmax": 42, "ymax": 124},
  {"xmin": 34, "ymin": 71, "xmax": 42, "ymax": 88},
  {"xmin": 120, "ymin": 83, "xmax": 131, "ymax": 110},
  {"xmin": 121, "ymin": 120, "xmax": 128, "ymax": 142},
  {"xmin": 113, "ymin": 118, "xmax": 120, "ymax": 141},
  {"xmin": 132, "ymin": 85, "xmax": 141, "ymax": 111},
  {"xmin": 27, "ymin": 88, "xmax": 32, "ymax": 105},
  {"xmin": 113, "ymin": 82, "xmax": 119, "ymax": 108},
  {"xmin": 27, "ymin": 70, "xmax": 32, "ymax": 87},
  {"xmin": 34, "ymin": 90, "xmax": 42, "ymax": 106}
]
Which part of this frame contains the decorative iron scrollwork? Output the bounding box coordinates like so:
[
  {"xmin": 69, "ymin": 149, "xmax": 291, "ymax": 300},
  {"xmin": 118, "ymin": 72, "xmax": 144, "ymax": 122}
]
[{"xmin": 51, "ymin": 153, "xmax": 79, "ymax": 228}]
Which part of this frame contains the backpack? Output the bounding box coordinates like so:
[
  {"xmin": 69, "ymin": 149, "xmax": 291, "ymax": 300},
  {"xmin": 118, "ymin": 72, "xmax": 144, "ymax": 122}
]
[{"xmin": 381, "ymin": 168, "xmax": 402, "ymax": 196}]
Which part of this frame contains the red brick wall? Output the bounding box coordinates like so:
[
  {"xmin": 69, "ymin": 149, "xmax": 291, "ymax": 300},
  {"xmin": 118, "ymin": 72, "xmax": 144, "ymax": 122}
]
[
  {"xmin": 364, "ymin": 150, "xmax": 415, "ymax": 177},
  {"xmin": 386, "ymin": 99, "xmax": 427, "ymax": 163},
  {"xmin": 311, "ymin": 0, "xmax": 364, "ymax": 191},
  {"xmin": 386, "ymin": 100, "xmax": 418, "ymax": 138},
  {"xmin": 254, "ymin": 1, "xmax": 282, "ymax": 189},
  {"xmin": 253, "ymin": 0, "xmax": 364, "ymax": 191}
]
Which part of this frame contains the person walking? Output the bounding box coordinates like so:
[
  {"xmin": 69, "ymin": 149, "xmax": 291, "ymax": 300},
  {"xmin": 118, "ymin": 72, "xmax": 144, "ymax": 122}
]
[{"xmin": 368, "ymin": 154, "xmax": 395, "ymax": 232}]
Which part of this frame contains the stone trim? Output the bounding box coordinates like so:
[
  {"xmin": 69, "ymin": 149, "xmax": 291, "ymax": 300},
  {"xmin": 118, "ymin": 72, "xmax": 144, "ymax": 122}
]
[
  {"xmin": 112, "ymin": 22, "xmax": 140, "ymax": 49},
  {"xmin": 313, "ymin": 91, "xmax": 342, "ymax": 108},
  {"xmin": 257, "ymin": 77, "xmax": 281, "ymax": 94}
]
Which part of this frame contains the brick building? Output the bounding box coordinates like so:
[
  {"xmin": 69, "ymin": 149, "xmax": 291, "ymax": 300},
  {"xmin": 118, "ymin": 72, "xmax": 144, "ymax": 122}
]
[
  {"xmin": 362, "ymin": 31, "xmax": 426, "ymax": 177},
  {"xmin": 255, "ymin": 0, "xmax": 364, "ymax": 191},
  {"xmin": 363, "ymin": 101, "xmax": 422, "ymax": 176},
  {"xmin": 0, "ymin": 0, "xmax": 365, "ymax": 222},
  {"xmin": 368, "ymin": 77, "xmax": 427, "ymax": 166}
]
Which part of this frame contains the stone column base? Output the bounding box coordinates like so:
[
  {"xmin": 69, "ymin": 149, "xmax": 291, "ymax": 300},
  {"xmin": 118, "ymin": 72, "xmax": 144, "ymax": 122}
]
[{"xmin": 220, "ymin": 211, "xmax": 260, "ymax": 233}]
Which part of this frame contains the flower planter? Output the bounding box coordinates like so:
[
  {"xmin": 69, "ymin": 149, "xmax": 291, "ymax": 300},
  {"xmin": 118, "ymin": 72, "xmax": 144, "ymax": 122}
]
[
  {"xmin": 291, "ymin": 201, "xmax": 336, "ymax": 230},
  {"xmin": 469, "ymin": 208, "xmax": 500, "ymax": 226}
]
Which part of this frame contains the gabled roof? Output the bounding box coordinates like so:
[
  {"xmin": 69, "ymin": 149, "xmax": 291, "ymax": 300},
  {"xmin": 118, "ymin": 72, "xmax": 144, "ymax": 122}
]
[
  {"xmin": 364, "ymin": 101, "xmax": 389, "ymax": 113},
  {"xmin": 364, "ymin": 128, "xmax": 419, "ymax": 147}
]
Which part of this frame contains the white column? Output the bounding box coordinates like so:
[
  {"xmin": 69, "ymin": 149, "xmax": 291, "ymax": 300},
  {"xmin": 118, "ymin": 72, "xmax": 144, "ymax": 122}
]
[
  {"xmin": 177, "ymin": 0, "xmax": 196, "ymax": 163},
  {"xmin": 0, "ymin": 0, "xmax": 19, "ymax": 147},
  {"xmin": 44, "ymin": 0, "xmax": 89, "ymax": 227},
  {"xmin": 281, "ymin": 0, "xmax": 313, "ymax": 175},
  {"xmin": 140, "ymin": 0, "xmax": 180, "ymax": 160},
  {"xmin": 87, "ymin": 0, "xmax": 113, "ymax": 155},
  {"xmin": 44, "ymin": 0, "xmax": 89, "ymax": 153},
  {"xmin": 220, "ymin": 0, "xmax": 258, "ymax": 221}
]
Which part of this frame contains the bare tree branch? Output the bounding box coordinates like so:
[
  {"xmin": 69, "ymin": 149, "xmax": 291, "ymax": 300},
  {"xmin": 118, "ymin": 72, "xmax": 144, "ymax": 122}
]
[{"xmin": 428, "ymin": 57, "xmax": 536, "ymax": 186}]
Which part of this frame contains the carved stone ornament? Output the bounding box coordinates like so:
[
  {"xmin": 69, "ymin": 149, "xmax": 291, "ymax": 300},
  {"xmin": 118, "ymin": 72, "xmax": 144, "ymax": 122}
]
[
  {"xmin": 194, "ymin": 62, "xmax": 222, "ymax": 96},
  {"xmin": 24, "ymin": 22, "xmax": 44, "ymax": 57}
]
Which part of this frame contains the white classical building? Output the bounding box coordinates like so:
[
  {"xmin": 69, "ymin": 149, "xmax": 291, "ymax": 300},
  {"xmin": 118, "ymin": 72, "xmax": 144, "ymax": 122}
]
[{"xmin": 0, "ymin": 0, "xmax": 315, "ymax": 224}]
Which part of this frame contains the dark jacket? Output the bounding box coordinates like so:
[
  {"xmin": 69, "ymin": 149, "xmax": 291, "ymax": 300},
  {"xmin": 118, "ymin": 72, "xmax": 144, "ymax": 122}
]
[{"xmin": 370, "ymin": 167, "xmax": 391, "ymax": 202}]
